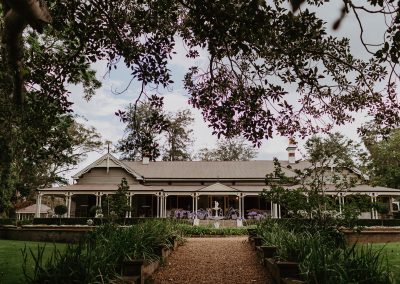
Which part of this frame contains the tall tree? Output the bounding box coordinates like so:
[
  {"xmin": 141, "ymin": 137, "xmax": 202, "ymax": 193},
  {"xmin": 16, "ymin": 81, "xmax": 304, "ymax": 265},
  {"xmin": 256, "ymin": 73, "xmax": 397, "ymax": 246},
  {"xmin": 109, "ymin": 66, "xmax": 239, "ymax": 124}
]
[
  {"xmin": 302, "ymin": 133, "xmax": 368, "ymax": 191},
  {"xmin": 162, "ymin": 109, "xmax": 194, "ymax": 161},
  {"xmin": 0, "ymin": 0, "xmax": 102, "ymax": 216},
  {"xmin": 117, "ymin": 100, "xmax": 169, "ymax": 161},
  {"xmin": 6, "ymin": 110, "xmax": 102, "ymax": 213},
  {"xmin": 197, "ymin": 137, "xmax": 257, "ymax": 161},
  {"xmin": 362, "ymin": 126, "xmax": 400, "ymax": 189},
  {"xmin": 0, "ymin": 90, "xmax": 102, "ymax": 215},
  {"xmin": 263, "ymin": 134, "xmax": 371, "ymax": 227},
  {"xmin": 118, "ymin": 100, "xmax": 194, "ymax": 161},
  {"xmin": 103, "ymin": 178, "xmax": 130, "ymax": 218}
]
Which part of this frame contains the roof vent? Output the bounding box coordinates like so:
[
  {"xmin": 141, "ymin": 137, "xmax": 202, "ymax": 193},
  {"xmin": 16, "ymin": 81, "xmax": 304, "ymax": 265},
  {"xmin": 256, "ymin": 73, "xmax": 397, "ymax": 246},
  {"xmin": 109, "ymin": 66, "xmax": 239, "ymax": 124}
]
[{"xmin": 142, "ymin": 157, "xmax": 150, "ymax": 165}]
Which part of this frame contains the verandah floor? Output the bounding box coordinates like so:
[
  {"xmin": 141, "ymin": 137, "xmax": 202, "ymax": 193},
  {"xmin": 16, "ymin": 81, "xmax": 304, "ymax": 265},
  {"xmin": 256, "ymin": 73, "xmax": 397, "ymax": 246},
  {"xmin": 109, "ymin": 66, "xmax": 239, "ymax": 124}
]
[{"xmin": 149, "ymin": 236, "xmax": 270, "ymax": 284}]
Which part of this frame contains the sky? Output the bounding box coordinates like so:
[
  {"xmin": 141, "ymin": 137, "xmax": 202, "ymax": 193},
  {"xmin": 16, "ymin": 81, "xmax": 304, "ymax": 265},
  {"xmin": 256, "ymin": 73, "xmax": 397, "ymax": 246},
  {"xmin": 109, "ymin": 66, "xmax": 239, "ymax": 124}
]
[{"xmin": 65, "ymin": 2, "xmax": 387, "ymax": 182}]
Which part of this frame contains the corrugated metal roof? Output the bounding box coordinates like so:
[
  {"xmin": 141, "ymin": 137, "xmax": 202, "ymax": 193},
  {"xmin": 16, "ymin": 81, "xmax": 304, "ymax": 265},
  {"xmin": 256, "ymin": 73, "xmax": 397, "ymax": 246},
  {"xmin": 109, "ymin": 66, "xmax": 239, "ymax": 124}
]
[
  {"xmin": 16, "ymin": 204, "xmax": 51, "ymax": 214},
  {"xmin": 40, "ymin": 184, "xmax": 150, "ymax": 192},
  {"xmin": 123, "ymin": 160, "xmax": 304, "ymax": 179}
]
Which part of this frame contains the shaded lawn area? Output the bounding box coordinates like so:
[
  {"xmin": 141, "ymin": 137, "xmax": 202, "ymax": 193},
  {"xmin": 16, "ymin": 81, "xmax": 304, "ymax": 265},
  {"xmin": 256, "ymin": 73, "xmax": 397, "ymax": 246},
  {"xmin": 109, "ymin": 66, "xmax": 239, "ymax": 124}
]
[
  {"xmin": 370, "ymin": 242, "xmax": 400, "ymax": 281},
  {"xmin": 0, "ymin": 239, "xmax": 67, "ymax": 284}
]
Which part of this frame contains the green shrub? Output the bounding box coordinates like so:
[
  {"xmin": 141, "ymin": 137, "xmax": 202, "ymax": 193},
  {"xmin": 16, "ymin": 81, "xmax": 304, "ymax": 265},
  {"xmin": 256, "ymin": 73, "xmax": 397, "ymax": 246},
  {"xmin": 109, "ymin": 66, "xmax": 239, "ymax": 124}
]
[
  {"xmin": 0, "ymin": 218, "xmax": 16, "ymax": 225},
  {"xmin": 356, "ymin": 219, "xmax": 400, "ymax": 227},
  {"xmin": 257, "ymin": 220, "xmax": 393, "ymax": 283},
  {"xmin": 175, "ymin": 224, "xmax": 248, "ymax": 236},
  {"xmin": 54, "ymin": 205, "xmax": 68, "ymax": 216},
  {"xmin": 32, "ymin": 217, "xmax": 192, "ymax": 226},
  {"xmin": 256, "ymin": 217, "xmax": 400, "ymax": 228},
  {"xmin": 22, "ymin": 220, "xmax": 185, "ymax": 283},
  {"xmin": 301, "ymin": 243, "xmax": 393, "ymax": 284}
]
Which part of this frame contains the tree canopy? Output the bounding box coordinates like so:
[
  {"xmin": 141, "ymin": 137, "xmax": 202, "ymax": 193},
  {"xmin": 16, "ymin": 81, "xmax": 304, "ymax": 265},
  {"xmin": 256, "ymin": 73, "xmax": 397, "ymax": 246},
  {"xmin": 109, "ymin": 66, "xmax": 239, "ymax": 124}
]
[
  {"xmin": 1, "ymin": 0, "xmax": 399, "ymax": 144},
  {"xmin": 0, "ymin": 104, "xmax": 102, "ymax": 215},
  {"xmin": 362, "ymin": 126, "xmax": 400, "ymax": 189},
  {"xmin": 263, "ymin": 134, "xmax": 371, "ymax": 227},
  {"xmin": 161, "ymin": 109, "xmax": 194, "ymax": 161},
  {"xmin": 118, "ymin": 100, "xmax": 169, "ymax": 161},
  {"xmin": 118, "ymin": 100, "xmax": 194, "ymax": 161},
  {"xmin": 197, "ymin": 137, "xmax": 257, "ymax": 161}
]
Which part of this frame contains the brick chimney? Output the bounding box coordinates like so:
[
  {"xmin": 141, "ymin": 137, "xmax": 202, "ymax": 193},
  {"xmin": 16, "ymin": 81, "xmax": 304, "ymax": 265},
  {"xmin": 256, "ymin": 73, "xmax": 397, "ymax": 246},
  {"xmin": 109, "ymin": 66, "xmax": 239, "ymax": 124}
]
[{"xmin": 286, "ymin": 138, "xmax": 297, "ymax": 164}]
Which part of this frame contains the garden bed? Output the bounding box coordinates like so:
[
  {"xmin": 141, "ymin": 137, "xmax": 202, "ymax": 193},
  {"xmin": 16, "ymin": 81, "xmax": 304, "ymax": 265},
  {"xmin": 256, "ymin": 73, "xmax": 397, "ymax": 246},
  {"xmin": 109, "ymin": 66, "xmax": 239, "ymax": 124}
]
[
  {"xmin": 0, "ymin": 225, "xmax": 93, "ymax": 242},
  {"xmin": 344, "ymin": 227, "xmax": 400, "ymax": 244},
  {"xmin": 249, "ymin": 220, "xmax": 394, "ymax": 284},
  {"xmin": 264, "ymin": 257, "xmax": 303, "ymax": 284},
  {"xmin": 120, "ymin": 238, "xmax": 180, "ymax": 284},
  {"xmin": 17, "ymin": 220, "xmax": 185, "ymax": 283},
  {"xmin": 250, "ymin": 235, "xmax": 304, "ymax": 284}
]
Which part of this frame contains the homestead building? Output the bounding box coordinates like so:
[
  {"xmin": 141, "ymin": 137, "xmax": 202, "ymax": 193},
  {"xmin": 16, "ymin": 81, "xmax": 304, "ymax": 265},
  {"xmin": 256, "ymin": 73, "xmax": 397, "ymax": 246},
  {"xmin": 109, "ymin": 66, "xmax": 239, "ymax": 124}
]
[{"xmin": 35, "ymin": 141, "xmax": 400, "ymax": 220}]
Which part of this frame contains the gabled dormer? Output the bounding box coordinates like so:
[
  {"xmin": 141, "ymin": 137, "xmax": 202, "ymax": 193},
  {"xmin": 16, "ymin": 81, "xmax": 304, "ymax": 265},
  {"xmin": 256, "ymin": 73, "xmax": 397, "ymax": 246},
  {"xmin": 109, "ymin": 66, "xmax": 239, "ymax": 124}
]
[{"xmin": 72, "ymin": 153, "xmax": 143, "ymax": 184}]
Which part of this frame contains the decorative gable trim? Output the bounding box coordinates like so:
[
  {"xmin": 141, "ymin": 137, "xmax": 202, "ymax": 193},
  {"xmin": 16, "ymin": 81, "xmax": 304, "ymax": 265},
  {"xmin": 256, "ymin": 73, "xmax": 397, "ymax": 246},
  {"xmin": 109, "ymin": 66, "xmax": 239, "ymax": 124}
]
[
  {"xmin": 72, "ymin": 153, "xmax": 143, "ymax": 181},
  {"xmin": 196, "ymin": 182, "xmax": 239, "ymax": 192}
]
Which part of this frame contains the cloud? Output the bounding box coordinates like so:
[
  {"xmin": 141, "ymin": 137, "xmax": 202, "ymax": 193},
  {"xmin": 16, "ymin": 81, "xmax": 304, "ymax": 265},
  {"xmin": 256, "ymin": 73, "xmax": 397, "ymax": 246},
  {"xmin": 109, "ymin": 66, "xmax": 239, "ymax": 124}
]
[{"xmin": 169, "ymin": 37, "xmax": 209, "ymax": 71}]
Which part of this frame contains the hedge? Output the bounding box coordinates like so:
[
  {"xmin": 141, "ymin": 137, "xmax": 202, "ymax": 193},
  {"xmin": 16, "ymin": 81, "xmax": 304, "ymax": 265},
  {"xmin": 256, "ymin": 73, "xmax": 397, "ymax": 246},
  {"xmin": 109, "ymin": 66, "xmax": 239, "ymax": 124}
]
[
  {"xmin": 0, "ymin": 219, "xmax": 34, "ymax": 226},
  {"xmin": 0, "ymin": 219, "xmax": 16, "ymax": 225},
  {"xmin": 4, "ymin": 217, "xmax": 400, "ymax": 227},
  {"xmin": 262, "ymin": 218, "xmax": 400, "ymax": 227},
  {"xmin": 176, "ymin": 224, "xmax": 249, "ymax": 236},
  {"xmin": 32, "ymin": 217, "xmax": 192, "ymax": 226},
  {"xmin": 355, "ymin": 219, "xmax": 400, "ymax": 227}
]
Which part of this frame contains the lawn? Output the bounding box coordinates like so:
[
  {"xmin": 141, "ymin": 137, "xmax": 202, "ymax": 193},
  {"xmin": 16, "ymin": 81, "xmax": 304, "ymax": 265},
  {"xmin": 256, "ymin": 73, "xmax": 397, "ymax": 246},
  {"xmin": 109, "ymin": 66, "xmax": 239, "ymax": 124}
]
[
  {"xmin": 0, "ymin": 239, "xmax": 67, "ymax": 284},
  {"xmin": 370, "ymin": 242, "xmax": 400, "ymax": 281}
]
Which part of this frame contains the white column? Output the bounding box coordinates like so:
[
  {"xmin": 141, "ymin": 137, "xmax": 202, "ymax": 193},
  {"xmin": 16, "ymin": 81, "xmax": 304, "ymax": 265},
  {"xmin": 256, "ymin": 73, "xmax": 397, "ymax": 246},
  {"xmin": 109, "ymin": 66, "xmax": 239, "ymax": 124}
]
[
  {"xmin": 160, "ymin": 194, "xmax": 163, "ymax": 218},
  {"xmin": 371, "ymin": 195, "xmax": 379, "ymax": 219},
  {"xmin": 68, "ymin": 195, "xmax": 72, "ymax": 218},
  {"xmin": 240, "ymin": 195, "xmax": 243, "ymax": 218},
  {"xmin": 238, "ymin": 195, "xmax": 242, "ymax": 218},
  {"xmin": 157, "ymin": 193, "xmax": 160, "ymax": 218},
  {"xmin": 160, "ymin": 194, "xmax": 164, "ymax": 218},
  {"xmin": 35, "ymin": 192, "xmax": 42, "ymax": 217},
  {"xmin": 163, "ymin": 195, "xmax": 167, "ymax": 218},
  {"xmin": 342, "ymin": 195, "xmax": 345, "ymax": 214},
  {"xmin": 242, "ymin": 195, "xmax": 245, "ymax": 219},
  {"xmin": 278, "ymin": 204, "xmax": 281, "ymax": 219},
  {"xmin": 65, "ymin": 195, "xmax": 69, "ymax": 216},
  {"xmin": 125, "ymin": 194, "xmax": 130, "ymax": 218},
  {"xmin": 99, "ymin": 194, "xmax": 102, "ymax": 208},
  {"xmin": 270, "ymin": 201, "xmax": 273, "ymax": 217},
  {"xmin": 192, "ymin": 194, "xmax": 195, "ymax": 215},
  {"xmin": 374, "ymin": 195, "xmax": 379, "ymax": 219},
  {"xmin": 195, "ymin": 194, "xmax": 198, "ymax": 214},
  {"xmin": 273, "ymin": 203, "xmax": 278, "ymax": 218},
  {"xmin": 129, "ymin": 195, "xmax": 133, "ymax": 218}
]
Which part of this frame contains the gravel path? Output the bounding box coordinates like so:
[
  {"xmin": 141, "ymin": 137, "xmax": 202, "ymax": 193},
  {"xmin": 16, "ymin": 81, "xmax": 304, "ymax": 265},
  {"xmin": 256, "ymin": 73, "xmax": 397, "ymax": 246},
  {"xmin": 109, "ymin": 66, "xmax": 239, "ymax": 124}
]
[{"xmin": 150, "ymin": 237, "xmax": 270, "ymax": 284}]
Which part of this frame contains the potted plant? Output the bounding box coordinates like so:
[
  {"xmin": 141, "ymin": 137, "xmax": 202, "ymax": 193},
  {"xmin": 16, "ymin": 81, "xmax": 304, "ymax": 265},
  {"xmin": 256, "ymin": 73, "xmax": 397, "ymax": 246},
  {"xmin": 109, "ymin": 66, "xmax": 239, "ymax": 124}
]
[{"xmin": 54, "ymin": 204, "xmax": 68, "ymax": 225}]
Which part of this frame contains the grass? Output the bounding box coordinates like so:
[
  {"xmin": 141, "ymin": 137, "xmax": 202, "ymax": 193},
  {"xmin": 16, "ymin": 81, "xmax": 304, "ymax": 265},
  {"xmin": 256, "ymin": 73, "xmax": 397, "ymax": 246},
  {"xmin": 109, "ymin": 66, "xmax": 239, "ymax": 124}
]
[
  {"xmin": 0, "ymin": 240, "xmax": 67, "ymax": 284},
  {"xmin": 369, "ymin": 242, "xmax": 400, "ymax": 281}
]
